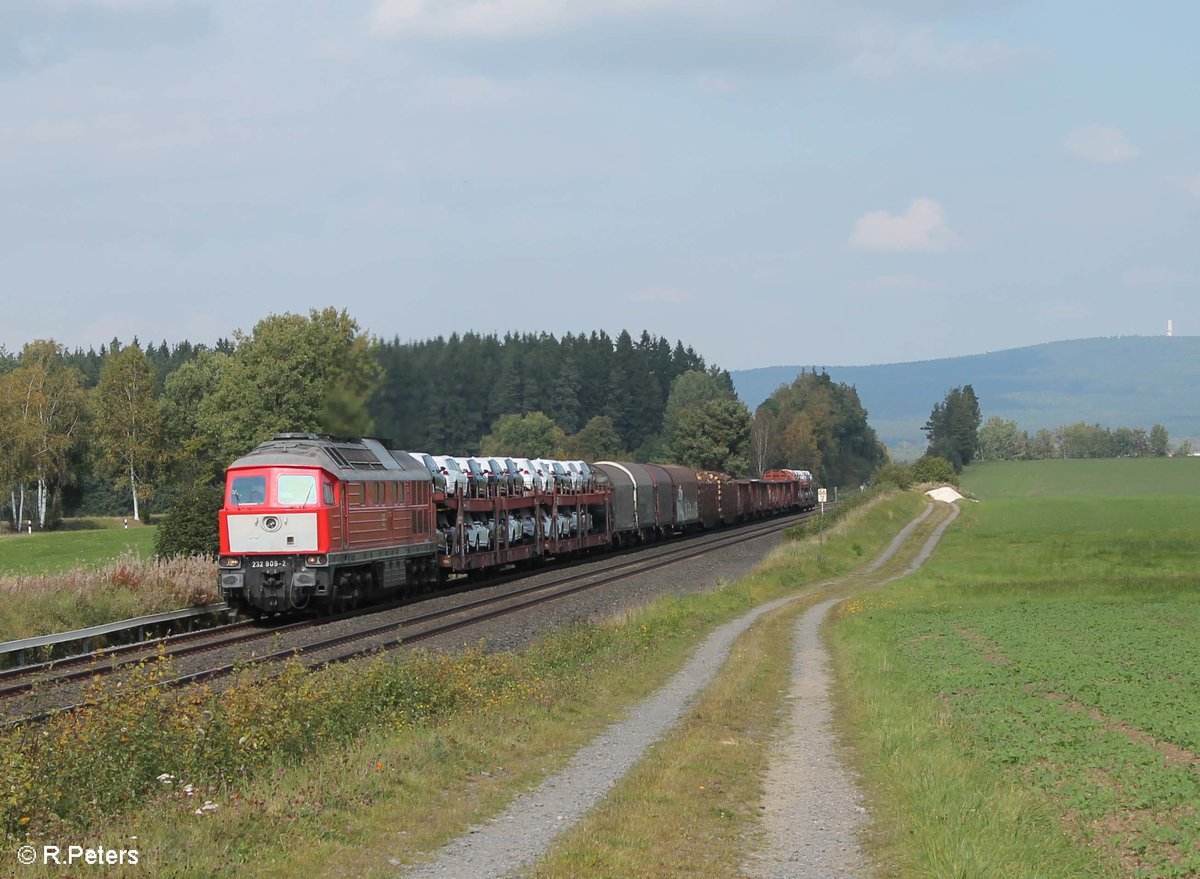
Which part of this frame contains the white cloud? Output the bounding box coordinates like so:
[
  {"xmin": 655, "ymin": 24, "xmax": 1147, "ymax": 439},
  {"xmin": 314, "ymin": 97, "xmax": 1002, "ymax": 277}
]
[
  {"xmin": 365, "ymin": 1, "xmax": 1036, "ymax": 85},
  {"xmin": 364, "ymin": 0, "xmax": 763, "ymax": 39},
  {"xmin": 1, "ymin": 0, "xmax": 210, "ymax": 73},
  {"xmin": 694, "ymin": 72, "xmax": 741, "ymax": 95},
  {"xmin": 1062, "ymin": 125, "xmax": 1140, "ymax": 163},
  {"xmin": 849, "ymin": 198, "xmax": 957, "ymax": 253},
  {"xmin": 368, "ymin": 0, "xmax": 701, "ymax": 39},
  {"xmin": 370, "ymin": 0, "xmax": 568, "ymax": 39},
  {"xmin": 48, "ymin": 0, "xmax": 187, "ymax": 8}
]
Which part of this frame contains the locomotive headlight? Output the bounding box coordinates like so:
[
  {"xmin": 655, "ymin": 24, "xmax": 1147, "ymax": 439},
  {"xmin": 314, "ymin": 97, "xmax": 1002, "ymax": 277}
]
[
  {"xmin": 219, "ymin": 556, "xmax": 241, "ymax": 568},
  {"xmin": 304, "ymin": 554, "xmax": 328, "ymax": 567}
]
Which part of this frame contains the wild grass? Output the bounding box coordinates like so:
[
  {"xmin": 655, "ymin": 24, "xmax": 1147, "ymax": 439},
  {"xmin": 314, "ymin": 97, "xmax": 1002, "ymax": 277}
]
[
  {"xmin": 831, "ymin": 458, "xmax": 1200, "ymax": 878},
  {"xmin": 2, "ymin": 493, "xmax": 925, "ymax": 877},
  {"xmin": 0, "ymin": 553, "xmax": 218, "ymax": 643}
]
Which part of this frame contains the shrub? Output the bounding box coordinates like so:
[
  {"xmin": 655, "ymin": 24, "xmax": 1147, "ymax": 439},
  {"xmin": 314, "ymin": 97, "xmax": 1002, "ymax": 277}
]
[
  {"xmin": 873, "ymin": 462, "xmax": 914, "ymax": 489},
  {"xmin": 910, "ymin": 455, "xmax": 958, "ymax": 486},
  {"xmin": 154, "ymin": 483, "xmax": 223, "ymax": 559}
]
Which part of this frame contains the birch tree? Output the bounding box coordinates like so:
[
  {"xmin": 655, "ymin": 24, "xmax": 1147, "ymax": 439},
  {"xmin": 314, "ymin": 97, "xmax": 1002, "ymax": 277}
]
[
  {"xmin": 95, "ymin": 343, "xmax": 162, "ymax": 520},
  {"xmin": 750, "ymin": 407, "xmax": 772, "ymax": 477},
  {"xmin": 1, "ymin": 342, "xmax": 86, "ymax": 528},
  {"xmin": 0, "ymin": 370, "xmax": 37, "ymax": 530}
]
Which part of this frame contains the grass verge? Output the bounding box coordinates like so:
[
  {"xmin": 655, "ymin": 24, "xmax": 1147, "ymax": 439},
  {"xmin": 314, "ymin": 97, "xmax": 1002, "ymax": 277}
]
[
  {"xmin": 3, "ymin": 493, "xmax": 924, "ymax": 878},
  {"xmin": 829, "ymin": 460, "xmax": 1200, "ymax": 878}
]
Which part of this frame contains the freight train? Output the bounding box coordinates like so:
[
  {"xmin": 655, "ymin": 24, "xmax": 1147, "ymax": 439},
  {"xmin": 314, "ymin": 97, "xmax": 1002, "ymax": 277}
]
[{"xmin": 217, "ymin": 434, "xmax": 817, "ymax": 616}]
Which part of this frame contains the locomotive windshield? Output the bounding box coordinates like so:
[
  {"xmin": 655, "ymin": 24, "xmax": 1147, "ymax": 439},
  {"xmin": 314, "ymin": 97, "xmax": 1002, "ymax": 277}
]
[
  {"xmin": 230, "ymin": 475, "xmax": 266, "ymax": 505},
  {"xmin": 278, "ymin": 474, "xmax": 319, "ymax": 506}
]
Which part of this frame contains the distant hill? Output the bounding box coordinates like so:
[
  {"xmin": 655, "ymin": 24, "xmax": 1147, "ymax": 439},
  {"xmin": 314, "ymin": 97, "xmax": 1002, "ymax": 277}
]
[{"xmin": 731, "ymin": 336, "xmax": 1200, "ymax": 459}]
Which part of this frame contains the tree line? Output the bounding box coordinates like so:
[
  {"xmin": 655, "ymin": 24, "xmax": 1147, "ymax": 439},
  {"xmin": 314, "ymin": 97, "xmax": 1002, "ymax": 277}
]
[
  {"xmin": 976, "ymin": 418, "xmax": 1184, "ymax": 461},
  {"xmin": 1, "ymin": 309, "xmax": 895, "ymax": 532},
  {"xmin": 872, "ymin": 383, "xmax": 1190, "ymax": 492},
  {"xmin": 371, "ymin": 328, "xmax": 715, "ymax": 456}
]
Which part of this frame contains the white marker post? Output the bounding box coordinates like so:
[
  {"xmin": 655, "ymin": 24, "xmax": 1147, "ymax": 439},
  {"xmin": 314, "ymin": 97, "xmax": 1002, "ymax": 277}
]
[{"xmin": 817, "ymin": 488, "xmax": 827, "ymax": 515}]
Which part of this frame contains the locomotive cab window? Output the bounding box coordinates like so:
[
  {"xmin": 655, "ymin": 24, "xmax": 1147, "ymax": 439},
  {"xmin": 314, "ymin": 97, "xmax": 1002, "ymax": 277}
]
[
  {"xmin": 278, "ymin": 474, "xmax": 319, "ymax": 506},
  {"xmin": 230, "ymin": 475, "xmax": 266, "ymax": 505},
  {"xmin": 323, "ymin": 481, "xmax": 334, "ymax": 505}
]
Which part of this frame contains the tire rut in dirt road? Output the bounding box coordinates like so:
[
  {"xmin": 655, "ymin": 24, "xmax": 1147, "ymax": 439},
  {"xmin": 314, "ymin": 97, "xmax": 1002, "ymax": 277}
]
[{"xmin": 744, "ymin": 501, "xmax": 961, "ymax": 879}]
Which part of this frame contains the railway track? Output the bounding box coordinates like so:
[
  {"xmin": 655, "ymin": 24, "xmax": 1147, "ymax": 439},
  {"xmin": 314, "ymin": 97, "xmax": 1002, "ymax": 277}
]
[{"xmin": 2, "ymin": 509, "xmax": 816, "ymax": 725}]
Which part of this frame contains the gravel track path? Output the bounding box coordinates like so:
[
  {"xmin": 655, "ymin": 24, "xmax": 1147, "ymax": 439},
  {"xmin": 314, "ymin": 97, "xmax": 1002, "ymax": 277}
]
[
  {"xmin": 396, "ymin": 501, "xmax": 958, "ymax": 879},
  {"xmin": 745, "ymin": 501, "xmax": 961, "ymax": 879},
  {"xmin": 398, "ymin": 590, "xmax": 804, "ymax": 879}
]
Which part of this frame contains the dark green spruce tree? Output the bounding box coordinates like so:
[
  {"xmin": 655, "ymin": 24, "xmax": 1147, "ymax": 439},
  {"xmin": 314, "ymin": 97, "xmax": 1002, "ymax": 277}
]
[{"xmin": 923, "ymin": 385, "xmax": 982, "ymax": 471}]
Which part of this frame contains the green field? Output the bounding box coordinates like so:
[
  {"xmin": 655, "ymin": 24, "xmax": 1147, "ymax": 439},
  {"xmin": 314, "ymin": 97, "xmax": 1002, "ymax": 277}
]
[
  {"xmin": 832, "ymin": 458, "xmax": 1200, "ymax": 878},
  {"xmin": 0, "ymin": 520, "xmax": 156, "ymax": 576},
  {"xmin": 965, "ymin": 457, "xmax": 1200, "ymax": 498}
]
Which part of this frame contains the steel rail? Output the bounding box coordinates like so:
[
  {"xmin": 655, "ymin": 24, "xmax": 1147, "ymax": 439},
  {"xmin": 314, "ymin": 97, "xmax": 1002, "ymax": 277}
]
[
  {"xmin": 5, "ymin": 509, "xmax": 812, "ymax": 726},
  {"xmin": 157, "ymin": 511, "xmax": 809, "ymax": 690}
]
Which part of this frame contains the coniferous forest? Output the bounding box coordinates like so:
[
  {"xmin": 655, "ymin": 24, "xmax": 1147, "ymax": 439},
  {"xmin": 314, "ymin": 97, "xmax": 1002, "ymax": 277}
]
[{"xmin": 0, "ymin": 308, "xmax": 926, "ymax": 530}]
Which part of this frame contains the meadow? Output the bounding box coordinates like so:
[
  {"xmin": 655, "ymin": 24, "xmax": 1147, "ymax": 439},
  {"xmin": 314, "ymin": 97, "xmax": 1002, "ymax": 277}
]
[
  {"xmin": 831, "ymin": 457, "xmax": 1200, "ymax": 878},
  {"xmin": 0, "ymin": 519, "xmax": 156, "ymax": 576}
]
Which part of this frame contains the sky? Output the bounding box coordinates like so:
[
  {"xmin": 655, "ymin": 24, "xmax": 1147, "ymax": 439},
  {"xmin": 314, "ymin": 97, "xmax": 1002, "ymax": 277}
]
[{"xmin": 1, "ymin": 0, "xmax": 1198, "ymax": 370}]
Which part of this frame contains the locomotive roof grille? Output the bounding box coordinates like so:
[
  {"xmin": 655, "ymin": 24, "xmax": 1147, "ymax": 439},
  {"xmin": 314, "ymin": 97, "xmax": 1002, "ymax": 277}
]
[
  {"xmin": 324, "ymin": 446, "xmax": 351, "ymax": 468},
  {"xmin": 323, "ymin": 445, "xmax": 387, "ymax": 471}
]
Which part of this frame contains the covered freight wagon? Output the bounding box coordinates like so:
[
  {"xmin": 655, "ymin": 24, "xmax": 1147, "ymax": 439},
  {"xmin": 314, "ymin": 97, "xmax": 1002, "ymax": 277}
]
[
  {"xmin": 592, "ymin": 461, "xmax": 658, "ymax": 536},
  {"xmin": 656, "ymin": 464, "xmax": 700, "ymax": 528},
  {"xmin": 641, "ymin": 463, "xmax": 675, "ymax": 531}
]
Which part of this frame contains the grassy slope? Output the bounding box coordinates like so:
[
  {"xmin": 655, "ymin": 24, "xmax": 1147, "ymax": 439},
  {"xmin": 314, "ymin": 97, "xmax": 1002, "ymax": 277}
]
[
  {"xmin": 0, "ymin": 521, "xmax": 219, "ymax": 645},
  {"xmin": 830, "ymin": 458, "xmax": 1200, "ymax": 878}
]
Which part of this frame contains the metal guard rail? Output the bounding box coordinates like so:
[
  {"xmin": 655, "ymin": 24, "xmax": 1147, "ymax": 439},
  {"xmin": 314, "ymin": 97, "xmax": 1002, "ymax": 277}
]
[{"xmin": 0, "ymin": 603, "xmax": 232, "ymax": 663}]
